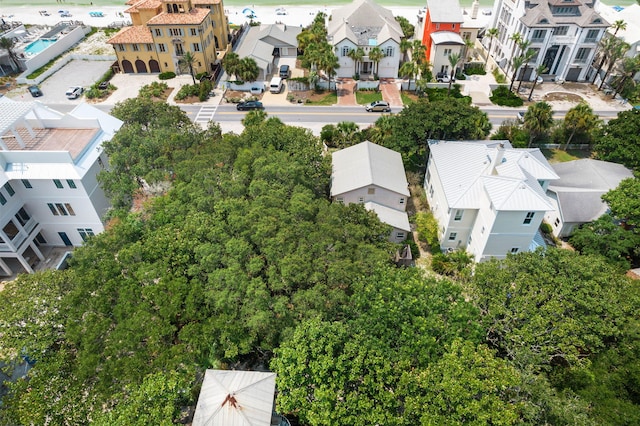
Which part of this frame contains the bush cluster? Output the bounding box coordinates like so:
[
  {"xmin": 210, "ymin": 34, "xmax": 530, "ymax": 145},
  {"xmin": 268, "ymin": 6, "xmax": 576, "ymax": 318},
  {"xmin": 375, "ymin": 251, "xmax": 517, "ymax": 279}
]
[
  {"xmin": 139, "ymin": 81, "xmax": 169, "ymax": 98},
  {"xmin": 465, "ymin": 64, "xmax": 487, "ymax": 75},
  {"xmin": 415, "ymin": 211, "xmax": 441, "ymax": 254},
  {"xmin": 175, "ymin": 80, "xmax": 212, "ymax": 101},
  {"xmin": 490, "ymin": 86, "xmax": 523, "ymax": 107},
  {"xmin": 158, "ymin": 71, "xmax": 176, "ymax": 80},
  {"xmin": 492, "ymin": 68, "xmax": 507, "ymax": 83}
]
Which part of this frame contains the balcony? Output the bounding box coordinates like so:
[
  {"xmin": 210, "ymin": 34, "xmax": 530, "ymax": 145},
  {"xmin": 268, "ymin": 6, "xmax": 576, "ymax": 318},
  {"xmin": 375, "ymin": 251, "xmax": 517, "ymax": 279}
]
[{"xmin": 551, "ymin": 35, "xmax": 577, "ymax": 44}]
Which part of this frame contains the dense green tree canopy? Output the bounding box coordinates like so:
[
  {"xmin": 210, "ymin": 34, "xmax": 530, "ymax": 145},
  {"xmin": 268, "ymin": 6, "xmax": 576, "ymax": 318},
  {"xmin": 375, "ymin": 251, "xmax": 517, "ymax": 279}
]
[
  {"xmin": 602, "ymin": 176, "xmax": 640, "ymax": 227},
  {"xmin": 595, "ymin": 109, "xmax": 640, "ymax": 170}
]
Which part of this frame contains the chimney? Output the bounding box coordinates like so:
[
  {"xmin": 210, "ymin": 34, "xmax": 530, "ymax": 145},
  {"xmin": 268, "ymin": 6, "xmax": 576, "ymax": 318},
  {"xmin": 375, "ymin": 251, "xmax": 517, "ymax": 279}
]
[
  {"xmin": 489, "ymin": 142, "xmax": 506, "ymax": 174},
  {"xmin": 471, "ymin": 0, "xmax": 479, "ymax": 19}
]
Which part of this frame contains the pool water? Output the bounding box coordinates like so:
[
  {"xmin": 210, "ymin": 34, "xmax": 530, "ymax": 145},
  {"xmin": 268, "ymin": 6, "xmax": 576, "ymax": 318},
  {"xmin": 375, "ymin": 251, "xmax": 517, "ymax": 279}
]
[{"xmin": 24, "ymin": 39, "xmax": 57, "ymax": 55}]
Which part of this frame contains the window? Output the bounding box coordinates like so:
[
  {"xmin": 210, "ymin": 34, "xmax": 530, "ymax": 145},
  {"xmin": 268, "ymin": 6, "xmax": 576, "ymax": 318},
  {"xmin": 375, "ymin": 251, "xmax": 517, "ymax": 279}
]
[
  {"xmin": 426, "ymin": 169, "xmax": 431, "ymax": 183},
  {"xmin": 448, "ymin": 232, "xmax": 457, "ymax": 241},
  {"xmin": 585, "ymin": 29, "xmax": 599, "ymax": 42},
  {"xmin": 523, "ymin": 211, "xmax": 535, "ymax": 224},
  {"xmin": 531, "ymin": 29, "xmax": 546, "ymax": 42},
  {"xmin": 51, "ymin": 203, "xmax": 76, "ymax": 216},
  {"xmin": 4, "ymin": 182, "xmax": 14, "ymax": 196},
  {"xmin": 368, "ymin": 188, "xmax": 375, "ymax": 195},
  {"xmin": 146, "ymin": 43, "xmax": 153, "ymax": 51},
  {"xmin": 336, "ymin": 197, "xmax": 344, "ymax": 204},
  {"xmin": 175, "ymin": 43, "xmax": 184, "ymax": 55},
  {"xmin": 78, "ymin": 228, "xmax": 95, "ymax": 241},
  {"xmin": 481, "ymin": 226, "xmax": 485, "ymax": 234},
  {"xmin": 399, "ymin": 197, "xmax": 405, "ymax": 205},
  {"xmin": 436, "ymin": 23, "xmax": 440, "ymax": 30},
  {"xmin": 132, "ymin": 44, "xmax": 139, "ymax": 52},
  {"xmin": 462, "ymin": 32, "xmax": 471, "ymax": 40},
  {"xmin": 190, "ymin": 28, "xmax": 197, "ymax": 36},
  {"xmin": 55, "ymin": 203, "xmax": 68, "ymax": 216},
  {"xmin": 117, "ymin": 44, "xmax": 125, "ymax": 52},
  {"xmin": 47, "ymin": 203, "xmax": 58, "ymax": 215},
  {"xmin": 0, "ymin": 193, "xmax": 5, "ymax": 205},
  {"xmin": 65, "ymin": 203, "xmax": 75, "ymax": 216},
  {"xmin": 468, "ymin": 235, "xmax": 473, "ymax": 245},
  {"xmin": 341, "ymin": 46, "xmax": 350, "ymax": 57},
  {"xmin": 454, "ymin": 209, "xmax": 463, "ymax": 221},
  {"xmin": 170, "ymin": 28, "xmax": 183, "ymax": 36},
  {"xmin": 155, "ymin": 28, "xmax": 162, "ymax": 37},
  {"xmin": 358, "ymin": 197, "xmax": 364, "ymax": 203},
  {"xmin": 15, "ymin": 208, "xmax": 30, "ymax": 226},
  {"xmin": 575, "ymin": 47, "xmax": 590, "ymax": 63},
  {"xmin": 443, "ymin": 48, "xmax": 452, "ymax": 56},
  {"xmin": 429, "ymin": 184, "xmax": 434, "ymax": 197},
  {"xmin": 66, "ymin": 179, "xmax": 77, "ymax": 189},
  {"xmin": 510, "ymin": 247, "xmax": 519, "ymax": 253},
  {"xmin": 35, "ymin": 232, "xmax": 47, "ymax": 244},
  {"xmin": 396, "ymin": 232, "xmax": 405, "ymax": 240},
  {"xmin": 553, "ymin": 26, "xmax": 568, "ymax": 36},
  {"xmin": 452, "ymin": 24, "xmax": 456, "ymax": 29},
  {"xmin": 22, "ymin": 179, "xmax": 32, "ymax": 189},
  {"xmin": 53, "ymin": 179, "xmax": 63, "ymax": 189},
  {"xmin": 385, "ymin": 46, "xmax": 394, "ymax": 57},
  {"xmin": 554, "ymin": 217, "xmax": 560, "ymax": 227},
  {"xmin": 97, "ymin": 156, "xmax": 105, "ymax": 169},
  {"xmin": 193, "ymin": 43, "xmax": 201, "ymax": 52},
  {"xmin": 158, "ymin": 43, "xmax": 166, "ymax": 52}
]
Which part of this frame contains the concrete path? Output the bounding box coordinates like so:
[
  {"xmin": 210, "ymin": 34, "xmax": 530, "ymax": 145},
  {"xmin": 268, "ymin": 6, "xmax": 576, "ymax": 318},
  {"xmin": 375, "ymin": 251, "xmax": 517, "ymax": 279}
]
[
  {"xmin": 379, "ymin": 78, "xmax": 403, "ymax": 107},
  {"xmin": 336, "ymin": 78, "xmax": 357, "ymax": 106}
]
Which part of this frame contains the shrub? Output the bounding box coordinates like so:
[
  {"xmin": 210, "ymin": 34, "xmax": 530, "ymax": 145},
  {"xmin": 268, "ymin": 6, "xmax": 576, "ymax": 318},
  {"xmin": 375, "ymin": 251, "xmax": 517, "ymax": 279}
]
[
  {"xmin": 415, "ymin": 211, "xmax": 441, "ymax": 253},
  {"xmin": 195, "ymin": 72, "xmax": 209, "ymax": 81},
  {"xmin": 490, "ymin": 85, "xmax": 523, "ymax": 107},
  {"xmin": 492, "ymin": 68, "xmax": 507, "ymax": 84},
  {"xmin": 540, "ymin": 222, "xmax": 553, "ymax": 235},
  {"xmin": 139, "ymin": 81, "xmax": 169, "ymax": 98},
  {"xmin": 431, "ymin": 250, "xmax": 474, "ymax": 277},
  {"xmin": 159, "ymin": 71, "xmax": 176, "ymax": 80},
  {"xmin": 465, "ymin": 64, "xmax": 486, "ymax": 75}
]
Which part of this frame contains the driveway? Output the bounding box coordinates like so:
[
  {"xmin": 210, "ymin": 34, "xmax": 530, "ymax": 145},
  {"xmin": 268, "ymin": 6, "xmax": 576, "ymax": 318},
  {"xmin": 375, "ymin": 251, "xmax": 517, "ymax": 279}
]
[{"xmin": 33, "ymin": 59, "xmax": 113, "ymax": 104}]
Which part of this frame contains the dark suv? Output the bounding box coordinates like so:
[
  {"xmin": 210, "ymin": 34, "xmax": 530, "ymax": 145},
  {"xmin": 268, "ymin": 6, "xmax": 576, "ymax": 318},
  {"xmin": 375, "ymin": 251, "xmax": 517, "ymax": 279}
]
[
  {"xmin": 28, "ymin": 85, "xmax": 43, "ymax": 97},
  {"xmin": 279, "ymin": 64, "xmax": 290, "ymax": 79}
]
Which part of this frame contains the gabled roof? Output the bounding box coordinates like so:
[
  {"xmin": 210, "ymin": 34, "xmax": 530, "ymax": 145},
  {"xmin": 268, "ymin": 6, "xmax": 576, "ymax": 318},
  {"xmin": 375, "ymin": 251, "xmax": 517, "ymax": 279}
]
[
  {"xmin": 328, "ymin": 0, "xmax": 403, "ymax": 46},
  {"xmin": 331, "ymin": 141, "xmax": 410, "ymax": 197},
  {"xmin": 236, "ymin": 26, "xmax": 277, "ymax": 70},
  {"xmin": 192, "ymin": 370, "xmax": 276, "ymax": 426},
  {"xmin": 428, "ymin": 140, "xmax": 557, "ymax": 211},
  {"xmin": 547, "ymin": 159, "xmax": 633, "ymax": 222},
  {"xmin": 427, "ymin": 0, "xmax": 464, "ymax": 23},
  {"xmin": 107, "ymin": 25, "xmax": 153, "ymax": 44},
  {"xmin": 364, "ymin": 201, "xmax": 411, "ymax": 232},
  {"xmin": 147, "ymin": 8, "xmax": 210, "ymax": 25},
  {"xmin": 520, "ymin": 0, "xmax": 608, "ymax": 28},
  {"xmin": 256, "ymin": 24, "xmax": 301, "ymax": 47}
]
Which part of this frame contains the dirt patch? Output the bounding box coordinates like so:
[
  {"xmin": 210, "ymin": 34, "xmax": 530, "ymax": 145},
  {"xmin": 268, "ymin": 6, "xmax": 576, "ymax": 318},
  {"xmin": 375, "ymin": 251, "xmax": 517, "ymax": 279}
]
[
  {"xmin": 223, "ymin": 89, "xmax": 263, "ymax": 103},
  {"xmin": 287, "ymin": 90, "xmax": 332, "ymax": 103},
  {"xmin": 543, "ymin": 92, "xmax": 584, "ymax": 103}
]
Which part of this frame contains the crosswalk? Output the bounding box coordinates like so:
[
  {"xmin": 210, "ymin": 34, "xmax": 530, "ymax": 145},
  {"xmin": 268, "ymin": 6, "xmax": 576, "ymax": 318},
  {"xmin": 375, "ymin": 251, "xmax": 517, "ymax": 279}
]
[{"xmin": 194, "ymin": 106, "xmax": 217, "ymax": 125}]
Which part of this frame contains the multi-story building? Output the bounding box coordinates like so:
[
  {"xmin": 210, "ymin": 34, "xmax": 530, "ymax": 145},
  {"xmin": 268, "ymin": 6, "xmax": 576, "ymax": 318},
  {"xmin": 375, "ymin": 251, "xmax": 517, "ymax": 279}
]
[
  {"xmin": 425, "ymin": 140, "xmax": 558, "ymax": 262},
  {"xmin": 489, "ymin": 0, "xmax": 608, "ymax": 82},
  {"xmin": 0, "ymin": 98, "xmax": 122, "ymax": 275},
  {"xmin": 107, "ymin": 0, "xmax": 229, "ymax": 75},
  {"xmin": 420, "ymin": 0, "xmax": 465, "ymax": 75}
]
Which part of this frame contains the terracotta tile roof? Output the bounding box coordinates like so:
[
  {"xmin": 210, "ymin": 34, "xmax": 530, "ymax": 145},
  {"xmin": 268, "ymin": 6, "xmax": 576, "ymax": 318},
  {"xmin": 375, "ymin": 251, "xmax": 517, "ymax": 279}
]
[
  {"xmin": 107, "ymin": 25, "xmax": 154, "ymax": 44},
  {"xmin": 147, "ymin": 8, "xmax": 210, "ymax": 25},
  {"xmin": 125, "ymin": 0, "xmax": 162, "ymax": 13}
]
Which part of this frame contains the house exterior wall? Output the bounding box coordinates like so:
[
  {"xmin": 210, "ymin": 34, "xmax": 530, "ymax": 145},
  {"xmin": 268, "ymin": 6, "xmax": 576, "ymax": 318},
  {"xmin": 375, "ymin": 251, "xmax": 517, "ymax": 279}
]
[
  {"xmin": 333, "ymin": 185, "xmax": 407, "ymax": 211},
  {"xmin": 431, "ymin": 43, "xmax": 464, "ymax": 75},
  {"xmin": 421, "ymin": 10, "xmax": 461, "ymax": 59},
  {"xmin": 375, "ymin": 39, "xmax": 400, "ymax": 78},
  {"xmin": 335, "ymin": 39, "xmax": 358, "ymax": 77}
]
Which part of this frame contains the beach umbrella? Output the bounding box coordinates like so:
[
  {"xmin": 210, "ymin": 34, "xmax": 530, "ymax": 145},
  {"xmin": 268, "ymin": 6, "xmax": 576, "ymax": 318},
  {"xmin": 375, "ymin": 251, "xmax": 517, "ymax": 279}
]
[{"xmin": 242, "ymin": 7, "xmax": 256, "ymax": 16}]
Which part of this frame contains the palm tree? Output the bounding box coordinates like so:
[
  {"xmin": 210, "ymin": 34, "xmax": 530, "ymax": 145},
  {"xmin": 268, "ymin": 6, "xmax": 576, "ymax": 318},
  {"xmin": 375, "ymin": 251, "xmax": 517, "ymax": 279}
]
[
  {"xmin": 611, "ymin": 19, "xmax": 627, "ymax": 36},
  {"xmin": 0, "ymin": 37, "xmax": 22, "ymax": 72},
  {"xmin": 591, "ymin": 36, "xmax": 623, "ymax": 84},
  {"xmin": 612, "ymin": 54, "xmax": 640, "ymax": 97},
  {"xmin": 484, "ymin": 28, "xmax": 499, "ymax": 68},
  {"xmin": 412, "ymin": 40, "xmax": 427, "ymax": 68},
  {"xmin": 563, "ymin": 102, "xmax": 600, "ymax": 149},
  {"xmin": 462, "ymin": 38, "xmax": 475, "ymax": 63},
  {"xmin": 509, "ymin": 55, "xmax": 525, "ymax": 92},
  {"xmin": 599, "ymin": 39, "xmax": 629, "ymax": 90},
  {"xmin": 368, "ymin": 46, "xmax": 384, "ymax": 77},
  {"xmin": 179, "ymin": 51, "xmax": 197, "ymax": 84},
  {"xmin": 347, "ymin": 47, "xmax": 365, "ymax": 76},
  {"xmin": 237, "ymin": 57, "xmax": 259, "ymax": 83},
  {"xmin": 516, "ymin": 47, "xmax": 535, "ymax": 93},
  {"xmin": 507, "ymin": 32, "xmax": 523, "ymax": 75},
  {"xmin": 528, "ymin": 64, "xmax": 547, "ymax": 101},
  {"xmin": 399, "ymin": 39, "xmax": 412, "ymax": 63},
  {"xmin": 523, "ymin": 101, "xmax": 554, "ymax": 147},
  {"xmin": 222, "ymin": 52, "xmax": 240, "ymax": 80},
  {"xmin": 447, "ymin": 52, "xmax": 461, "ymax": 96},
  {"xmin": 319, "ymin": 50, "xmax": 340, "ymax": 90},
  {"xmin": 399, "ymin": 60, "xmax": 419, "ymax": 89}
]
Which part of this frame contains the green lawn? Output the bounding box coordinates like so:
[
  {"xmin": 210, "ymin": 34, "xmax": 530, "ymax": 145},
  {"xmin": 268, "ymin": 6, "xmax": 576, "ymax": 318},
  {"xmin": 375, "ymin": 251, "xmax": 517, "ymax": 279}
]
[
  {"xmin": 355, "ymin": 90, "xmax": 383, "ymax": 105},
  {"xmin": 308, "ymin": 92, "xmax": 337, "ymax": 105},
  {"xmin": 541, "ymin": 148, "xmax": 592, "ymax": 163}
]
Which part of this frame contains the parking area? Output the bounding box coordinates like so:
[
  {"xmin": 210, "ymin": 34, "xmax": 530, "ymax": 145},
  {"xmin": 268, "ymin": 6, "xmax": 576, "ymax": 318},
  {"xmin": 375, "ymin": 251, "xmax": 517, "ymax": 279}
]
[{"xmin": 31, "ymin": 59, "xmax": 113, "ymax": 103}]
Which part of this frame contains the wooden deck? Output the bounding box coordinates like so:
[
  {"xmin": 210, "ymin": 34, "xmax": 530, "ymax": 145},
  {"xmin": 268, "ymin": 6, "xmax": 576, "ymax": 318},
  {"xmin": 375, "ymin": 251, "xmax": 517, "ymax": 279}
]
[{"xmin": 1, "ymin": 127, "xmax": 99, "ymax": 159}]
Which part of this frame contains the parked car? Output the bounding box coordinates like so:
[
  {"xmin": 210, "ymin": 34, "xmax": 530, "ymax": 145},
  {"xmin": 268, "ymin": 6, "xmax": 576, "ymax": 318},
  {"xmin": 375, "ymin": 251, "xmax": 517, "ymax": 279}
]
[
  {"xmin": 365, "ymin": 100, "xmax": 391, "ymax": 112},
  {"xmin": 59, "ymin": 10, "xmax": 72, "ymax": 17},
  {"xmin": 279, "ymin": 64, "xmax": 290, "ymax": 79},
  {"xmin": 436, "ymin": 72, "xmax": 455, "ymax": 83},
  {"xmin": 28, "ymin": 85, "xmax": 43, "ymax": 97},
  {"xmin": 65, "ymin": 86, "xmax": 84, "ymax": 99},
  {"xmin": 236, "ymin": 100, "xmax": 264, "ymax": 111},
  {"xmin": 98, "ymin": 81, "xmax": 109, "ymax": 90},
  {"xmin": 516, "ymin": 111, "xmax": 525, "ymax": 122}
]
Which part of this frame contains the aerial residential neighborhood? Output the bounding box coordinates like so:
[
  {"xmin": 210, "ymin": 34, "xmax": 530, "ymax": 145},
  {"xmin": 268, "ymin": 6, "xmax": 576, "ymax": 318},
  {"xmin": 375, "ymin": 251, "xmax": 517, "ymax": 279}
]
[{"xmin": 0, "ymin": 0, "xmax": 639, "ymax": 424}]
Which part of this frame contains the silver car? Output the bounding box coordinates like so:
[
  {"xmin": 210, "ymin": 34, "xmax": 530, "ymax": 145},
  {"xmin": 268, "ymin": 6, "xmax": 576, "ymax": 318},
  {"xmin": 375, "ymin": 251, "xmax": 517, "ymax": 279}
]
[{"xmin": 365, "ymin": 101, "xmax": 391, "ymax": 112}]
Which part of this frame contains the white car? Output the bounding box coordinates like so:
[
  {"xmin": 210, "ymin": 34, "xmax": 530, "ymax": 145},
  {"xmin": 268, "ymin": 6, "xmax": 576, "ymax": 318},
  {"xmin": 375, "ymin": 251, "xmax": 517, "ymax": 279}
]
[{"xmin": 66, "ymin": 86, "xmax": 84, "ymax": 99}]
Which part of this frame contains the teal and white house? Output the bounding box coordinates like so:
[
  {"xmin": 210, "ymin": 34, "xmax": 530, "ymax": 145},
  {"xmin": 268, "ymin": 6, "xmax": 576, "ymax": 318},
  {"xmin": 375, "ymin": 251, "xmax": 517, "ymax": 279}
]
[{"xmin": 424, "ymin": 140, "xmax": 558, "ymax": 262}]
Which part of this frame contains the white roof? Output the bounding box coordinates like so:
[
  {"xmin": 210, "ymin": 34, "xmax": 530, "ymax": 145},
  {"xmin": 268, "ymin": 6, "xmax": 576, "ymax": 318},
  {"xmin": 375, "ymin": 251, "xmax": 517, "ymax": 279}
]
[
  {"xmin": 428, "ymin": 140, "xmax": 557, "ymax": 211},
  {"xmin": 192, "ymin": 370, "xmax": 276, "ymax": 426},
  {"xmin": 597, "ymin": 4, "xmax": 640, "ymax": 45},
  {"xmin": 427, "ymin": 0, "xmax": 464, "ymax": 23},
  {"xmin": 364, "ymin": 201, "xmax": 411, "ymax": 231},
  {"xmin": 0, "ymin": 98, "xmax": 37, "ymax": 136},
  {"xmin": 430, "ymin": 31, "xmax": 464, "ymax": 45},
  {"xmin": 328, "ymin": 0, "xmax": 404, "ymax": 46},
  {"xmin": 331, "ymin": 141, "xmax": 409, "ymax": 197}
]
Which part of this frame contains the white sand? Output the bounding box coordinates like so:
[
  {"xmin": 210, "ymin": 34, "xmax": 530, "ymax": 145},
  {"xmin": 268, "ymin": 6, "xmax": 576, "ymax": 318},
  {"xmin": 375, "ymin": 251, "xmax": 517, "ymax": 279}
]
[{"xmin": 2, "ymin": 4, "xmax": 425, "ymax": 28}]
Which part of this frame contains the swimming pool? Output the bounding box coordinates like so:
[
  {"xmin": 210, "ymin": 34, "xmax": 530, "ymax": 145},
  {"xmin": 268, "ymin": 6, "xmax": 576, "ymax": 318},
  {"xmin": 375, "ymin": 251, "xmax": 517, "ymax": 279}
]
[{"xmin": 24, "ymin": 39, "xmax": 57, "ymax": 55}]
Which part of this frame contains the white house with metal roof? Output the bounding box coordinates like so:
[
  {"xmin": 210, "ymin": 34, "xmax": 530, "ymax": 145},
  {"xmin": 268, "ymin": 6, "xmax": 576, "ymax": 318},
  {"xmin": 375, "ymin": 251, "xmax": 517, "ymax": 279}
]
[
  {"xmin": 328, "ymin": 0, "xmax": 404, "ymax": 78},
  {"xmin": 489, "ymin": 0, "xmax": 608, "ymax": 82},
  {"xmin": 331, "ymin": 141, "xmax": 410, "ymax": 242},
  {"xmin": 544, "ymin": 159, "xmax": 633, "ymax": 238},
  {"xmin": 0, "ymin": 98, "xmax": 122, "ymax": 276},
  {"xmin": 424, "ymin": 140, "xmax": 558, "ymax": 262}
]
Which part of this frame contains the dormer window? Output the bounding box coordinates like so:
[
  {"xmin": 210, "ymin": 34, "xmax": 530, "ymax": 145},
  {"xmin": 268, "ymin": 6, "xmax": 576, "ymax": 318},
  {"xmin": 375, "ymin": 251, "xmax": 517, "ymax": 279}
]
[{"xmin": 540, "ymin": 18, "xmax": 549, "ymax": 24}]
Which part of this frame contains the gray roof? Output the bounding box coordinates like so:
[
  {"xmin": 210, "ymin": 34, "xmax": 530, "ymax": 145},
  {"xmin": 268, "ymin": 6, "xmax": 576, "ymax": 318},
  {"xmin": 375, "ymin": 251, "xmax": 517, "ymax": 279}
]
[
  {"xmin": 431, "ymin": 31, "xmax": 464, "ymax": 45},
  {"xmin": 427, "ymin": 0, "xmax": 464, "ymax": 23},
  {"xmin": 236, "ymin": 26, "xmax": 275, "ymax": 71},
  {"xmin": 365, "ymin": 201, "xmax": 411, "ymax": 232},
  {"xmin": 331, "ymin": 141, "xmax": 410, "ymax": 197},
  {"xmin": 547, "ymin": 159, "xmax": 633, "ymax": 222},
  {"xmin": 328, "ymin": 0, "xmax": 404, "ymax": 46},
  {"xmin": 255, "ymin": 24, "xmax": 301, "ymax": 48},
  {"xmin": 520, "ymin": 0, "xmax": 608, "ymax": 28}
]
